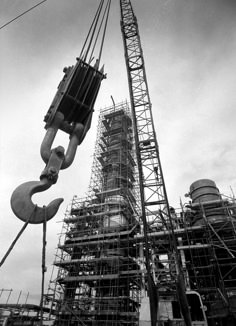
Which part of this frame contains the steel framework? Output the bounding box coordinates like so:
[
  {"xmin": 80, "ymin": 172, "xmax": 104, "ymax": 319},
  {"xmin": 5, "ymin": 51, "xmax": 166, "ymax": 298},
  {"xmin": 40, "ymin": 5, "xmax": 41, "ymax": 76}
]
[
  {"xmin": 45, "ymin": 103, "xmax": 143, "ymax": 326},
  {"xmin": 120, "ymin": 0, "xmax": 170, "ymax": 219},
  {"xmin": 120, "ymin": 1, "xmax": 172, "ymax": 325}
]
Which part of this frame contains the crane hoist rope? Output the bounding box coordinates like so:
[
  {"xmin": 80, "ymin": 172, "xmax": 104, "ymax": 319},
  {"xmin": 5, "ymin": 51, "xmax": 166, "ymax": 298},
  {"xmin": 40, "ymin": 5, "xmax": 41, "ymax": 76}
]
[
  {"xmin": 80, "ymin": 0, "xmax": 111, "ymax": 66},
  {"xmin": 10, "ymin": 0, "xmax": 111, "ymax": 225}
]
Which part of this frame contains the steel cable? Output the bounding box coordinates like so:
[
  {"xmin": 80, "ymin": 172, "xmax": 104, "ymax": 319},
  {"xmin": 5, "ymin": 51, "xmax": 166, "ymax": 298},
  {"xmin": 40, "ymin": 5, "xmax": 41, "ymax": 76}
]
[
  {"xmin": 0, "ymin": 206, "xmax": 37, "ymax": 268},
  {"xmin": 0, "ymin": 0, "xmax": 48, "ymax": 31},
  {"xmin": 40, "ymin": 208, "xmax": 47, "ymax": 325},
  {"xmin": 97, "ymin": 0, "xmax": 111, "ymax": 66},
  {"xmin": 79, "ymin": 0, "xmax": 104, "ymax": 62},
  {"xmin": 89, "ymin": 0, "xmax": 111, "ymax": 65}
]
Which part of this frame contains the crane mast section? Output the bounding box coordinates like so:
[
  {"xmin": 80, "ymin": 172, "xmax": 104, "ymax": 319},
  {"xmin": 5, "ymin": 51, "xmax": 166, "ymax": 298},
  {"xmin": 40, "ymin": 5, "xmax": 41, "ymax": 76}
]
[{"xmin": 120, "ymin": 0, "xmax": 169, "ymax": 222}]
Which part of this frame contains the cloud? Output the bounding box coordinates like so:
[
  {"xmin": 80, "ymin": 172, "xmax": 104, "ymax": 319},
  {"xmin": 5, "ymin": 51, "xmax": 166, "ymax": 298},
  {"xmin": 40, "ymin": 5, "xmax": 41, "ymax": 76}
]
[{"xmin": 1, "ymin": 0, "xmax": 236, "ymax": 302}]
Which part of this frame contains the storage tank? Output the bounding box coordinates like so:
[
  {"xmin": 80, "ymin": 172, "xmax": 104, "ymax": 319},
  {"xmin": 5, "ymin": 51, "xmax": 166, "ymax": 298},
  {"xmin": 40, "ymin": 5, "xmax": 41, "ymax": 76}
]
[
  {"xmin": 189, "ymin": 179, "xmax": 222, "ymax": 204},
  {"xmin": 188, "ymin": 179, "xmax": 227, "ymax": 225}
]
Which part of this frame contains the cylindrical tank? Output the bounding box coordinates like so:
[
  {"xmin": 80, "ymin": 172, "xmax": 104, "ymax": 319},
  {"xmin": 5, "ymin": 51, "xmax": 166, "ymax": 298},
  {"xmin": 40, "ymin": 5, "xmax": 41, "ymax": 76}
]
[
  {"xmin": 189, "ymin": 179, "xmax": 221, "ymax": 204},
  {"xmin": 188, "ymin": 179, "xmax": 227, "ymax": 225}
]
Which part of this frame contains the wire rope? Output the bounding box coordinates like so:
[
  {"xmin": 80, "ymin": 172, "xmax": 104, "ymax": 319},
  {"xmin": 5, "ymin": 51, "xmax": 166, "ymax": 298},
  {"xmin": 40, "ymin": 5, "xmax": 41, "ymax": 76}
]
[
  {"xmin": 79, "ymin": 0, "xmax": 103, "ymax": 60},
  {"xmin": 89, "ymin": 0, "xmax": 111, "ymax": 66},
  {"xmin": 89, "ymin": 1, "xmax": 107, "ymax": 64},
  {"xmin": 0, "ymin": 0, "xmax": 48, "ymax": 31},
  {"xmin": 0, "ymin": 206, "xmax": 37, "ymax": 268},
  {"xmin": 66, "ymin": 0, "xmax": 111, "ymax": 125},
  {"xmin": 79, "ymin": 0, "xmax": 111, "ymax": 65},
  {"xmin": 98, "ymin": 0, "xmax": 111, "ymax": 66},
  {"xmin": 80, "ymin": 0, "xmax": 104, "ymax": 62},
  {"xmin": 40, "ymin": 208, "xmax": 47, "ymax": 326}
]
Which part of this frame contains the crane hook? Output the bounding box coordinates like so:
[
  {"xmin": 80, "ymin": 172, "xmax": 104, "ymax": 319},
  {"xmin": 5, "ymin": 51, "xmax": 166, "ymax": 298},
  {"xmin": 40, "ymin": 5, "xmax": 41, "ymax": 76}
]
[
  {"xmin": 10, "ymin": 113, "xmax": 85, "ymax": 224},
  {"xmin": 10, "ymin": 177, "xmax": 64, "ymax": 224},
  {"xmin": 10, "ymin": 52, "xmax": 104, "ymax": 224},
  {"xmin": 10, "ymin": 142, "xmax": 66, "ymax": 224}
]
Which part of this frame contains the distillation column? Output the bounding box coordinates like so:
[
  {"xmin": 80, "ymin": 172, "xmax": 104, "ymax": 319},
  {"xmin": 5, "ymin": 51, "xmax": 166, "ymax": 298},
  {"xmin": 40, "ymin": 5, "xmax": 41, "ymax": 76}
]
[{"xmin": 52, "ymin": 103, "xmax": 142, "ymax": 326}]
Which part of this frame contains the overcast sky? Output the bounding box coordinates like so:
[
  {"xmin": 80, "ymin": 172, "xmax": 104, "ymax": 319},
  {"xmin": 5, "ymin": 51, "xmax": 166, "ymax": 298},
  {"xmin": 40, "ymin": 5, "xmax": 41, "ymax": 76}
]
[{"xmin": 0, "ymin": 0, "xmax": 236, "ymax": 305}]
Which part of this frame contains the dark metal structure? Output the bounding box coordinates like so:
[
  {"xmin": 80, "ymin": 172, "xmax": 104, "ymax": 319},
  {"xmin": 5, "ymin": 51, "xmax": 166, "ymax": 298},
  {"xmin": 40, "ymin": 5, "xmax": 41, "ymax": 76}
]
[
  {"xmin": 10, "ymin": 0, "xmax": 109, "ymax": 225},
  {"xmin": 120, "ymin": 0, "xmax": 170, "ymax": 233},
  {"xmin": 120, "ymin": 1, "xmax": 178, "ymax": 325}
]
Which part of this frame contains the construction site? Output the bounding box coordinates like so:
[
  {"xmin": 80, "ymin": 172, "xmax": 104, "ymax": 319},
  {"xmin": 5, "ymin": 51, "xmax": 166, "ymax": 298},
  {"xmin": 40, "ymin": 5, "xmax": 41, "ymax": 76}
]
[{"xmin": 1, "ymin": 1, "xmax": 236, "ymax": 326}]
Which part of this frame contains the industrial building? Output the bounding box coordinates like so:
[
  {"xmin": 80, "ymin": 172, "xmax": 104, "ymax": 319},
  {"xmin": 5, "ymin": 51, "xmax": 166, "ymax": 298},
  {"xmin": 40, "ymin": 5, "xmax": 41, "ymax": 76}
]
[
  {"xmin": 44, "ymin": 102, "xmax": 236, "ymax": 326},
  {"xmin": 45, "ymin": 102, "xmax": 142, "ymax": 325},
  {"xmin": 1, "ymin": 0, "xmax": 236, "ymax": 326}
]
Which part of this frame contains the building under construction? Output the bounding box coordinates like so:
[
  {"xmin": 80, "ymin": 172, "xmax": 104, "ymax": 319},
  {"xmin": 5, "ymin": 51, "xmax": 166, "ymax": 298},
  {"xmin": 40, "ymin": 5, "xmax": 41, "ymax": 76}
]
[
  {"xmin": 46, "ymin": 102, "xmax": 142, "ymax": 326},
  {"xmin": 44, "ymin": 101, "xmax": 236, "ymax": 326},
  {"xmin": 2, "ymin": 1, "xmax": 236, "ymax": 326}
]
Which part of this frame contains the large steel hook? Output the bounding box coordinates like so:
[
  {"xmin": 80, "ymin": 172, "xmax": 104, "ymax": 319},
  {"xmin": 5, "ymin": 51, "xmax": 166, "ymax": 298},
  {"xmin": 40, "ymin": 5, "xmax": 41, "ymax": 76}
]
[
  {"xmin": 10, "ymin": 178, "xmax": 64, "ymax": 224},
  {"xmin": 10, "ymin": 51, "xmax": 106, "ymax": 224},
  {"xmin": 10, "ymin": 112, "xmax": 85, "ymax": 224}
]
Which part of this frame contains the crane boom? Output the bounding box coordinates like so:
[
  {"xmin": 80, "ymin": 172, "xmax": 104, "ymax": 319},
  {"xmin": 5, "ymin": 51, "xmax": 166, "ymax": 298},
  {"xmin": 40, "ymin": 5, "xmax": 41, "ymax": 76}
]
[
  {"xmin": 120, "ymin": 1, "xmax": 170, "ymax": 224},
  {"xmin": 120, "ymin": 1, "xmax": 172, "ymax": 325},
  {"xmin": 120, "ymin": 2, "xmax": 194, "ymax": 326}
]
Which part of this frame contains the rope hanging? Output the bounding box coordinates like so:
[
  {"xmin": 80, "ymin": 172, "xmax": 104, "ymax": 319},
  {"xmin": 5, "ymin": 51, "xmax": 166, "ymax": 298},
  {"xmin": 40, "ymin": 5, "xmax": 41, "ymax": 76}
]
[
  {"xmin": 40, "ymin": 207, "xmax": 47, "ymax": 325},
  {"xmin": 0, "ymin": 206, "xmax": 37, "ymax": 268},
  {"xmin": 79, "ymin": 0, "xmax": 111, "ymax": 66}
]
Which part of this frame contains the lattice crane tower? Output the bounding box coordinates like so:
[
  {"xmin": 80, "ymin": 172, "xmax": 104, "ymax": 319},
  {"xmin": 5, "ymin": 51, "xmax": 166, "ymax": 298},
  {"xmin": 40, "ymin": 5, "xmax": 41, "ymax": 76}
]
[{"xmin": 120, "ymin": 1, "xmax": 172, "ymax": 324}]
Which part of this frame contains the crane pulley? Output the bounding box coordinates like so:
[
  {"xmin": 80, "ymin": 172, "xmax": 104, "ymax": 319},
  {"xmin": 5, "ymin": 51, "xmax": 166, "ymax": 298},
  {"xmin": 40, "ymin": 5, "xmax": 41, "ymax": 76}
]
[{"xmin": 10, "ymin": 0, "xmax": 111, "ymax": 224}]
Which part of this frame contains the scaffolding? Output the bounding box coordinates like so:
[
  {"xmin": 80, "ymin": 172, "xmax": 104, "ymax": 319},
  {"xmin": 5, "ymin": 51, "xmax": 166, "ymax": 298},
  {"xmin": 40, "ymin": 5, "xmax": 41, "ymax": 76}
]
[
  {"xmin": 181, "ymin": 181, "xmax": 236, "ymax": 325},
  {"xmin": 0, "ymin": 289, "xmax": 50, "ymax": 326},
  {"xmin": 142, "ymin": 179, "xmax": 236, "ymax": 325},
  {"xmin": 44, "ymin": 102, "xmax": 236, "ymax": 326},
  {"xmin": 46, "ymin": 102, "xmax": 143, "ymax": 326}
]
